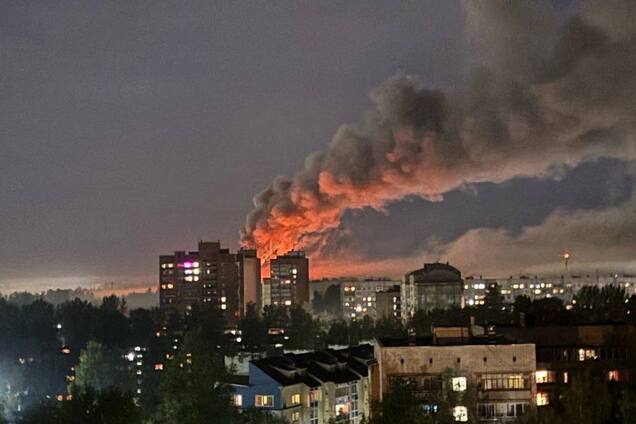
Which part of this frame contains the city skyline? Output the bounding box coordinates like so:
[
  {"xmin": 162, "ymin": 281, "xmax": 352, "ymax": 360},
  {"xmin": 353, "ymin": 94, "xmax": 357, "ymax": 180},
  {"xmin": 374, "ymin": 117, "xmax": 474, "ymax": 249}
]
[{"xmin": 2, "ymin": 0, "xmax": 636, "ymax": 293}]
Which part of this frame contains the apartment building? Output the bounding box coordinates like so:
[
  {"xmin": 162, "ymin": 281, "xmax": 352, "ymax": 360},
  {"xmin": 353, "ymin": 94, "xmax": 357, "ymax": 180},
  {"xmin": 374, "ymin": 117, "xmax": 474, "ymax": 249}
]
[
  {"xmin": 231, "ymin": 345, "xmax": 373, "ymax": 423},
  {"xmin": 372, "ymin": 327, "xmax": 536, "ymax": 422}
]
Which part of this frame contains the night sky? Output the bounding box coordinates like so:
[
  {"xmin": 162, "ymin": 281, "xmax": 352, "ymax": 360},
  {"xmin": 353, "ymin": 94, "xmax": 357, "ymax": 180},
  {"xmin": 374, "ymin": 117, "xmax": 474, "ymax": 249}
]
[{"xmin": 2, "ymin": 0, "xmax": 634, "ymax": 291}]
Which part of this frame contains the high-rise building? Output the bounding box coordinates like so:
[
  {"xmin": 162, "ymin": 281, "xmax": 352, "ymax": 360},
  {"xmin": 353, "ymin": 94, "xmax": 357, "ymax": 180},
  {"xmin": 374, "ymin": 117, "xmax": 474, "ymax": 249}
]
[
  {"xmin": 159, "ymin": 241, "xmax": 240, "ymax": 325},
  {"xmin": 340, "ymin": 279, "xmax": 401, "ymax": 320},
  {"xmin": 402, "ymin": 262, "xmax": 463, "ymax": 319},
  {"xmin": 237, "ymin": 248, "xmax": 261, "ymax": 315},
  {"xmin": 375, "ymin": 285, "xmax": 401, "ymax": 321},
  {"xmin": 269, "ymin": 251, "xmax": 309, "ymax": 307}
]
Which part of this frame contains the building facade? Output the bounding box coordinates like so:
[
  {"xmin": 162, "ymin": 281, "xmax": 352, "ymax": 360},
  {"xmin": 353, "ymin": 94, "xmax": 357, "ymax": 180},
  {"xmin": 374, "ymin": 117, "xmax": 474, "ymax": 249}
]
[
  {"xmin": 372, "ymin": 328, "xmax": 536, "ymax": 422},
  {"xmin": 497, "ymin": 324, "xmax": 635, "ymax": 408},
  {"xmin": 340, "ymin": 279, "xmax": 401, "ymax": 320},
  {"xmin": 159, "ymin": 241, "xmax": 241, "ymax": 325},
  {"xmin": 462, "ymin": 273, "xmax": 636, "ymax": 308},
  {"xmin": 375, "ymin": 285, "xmax": 401, "ymax": 320},
  {"xmin": 237, "ymin": 248, "xmax": 261, "ymax": 316},
  {"xmin": 231, "ymin": 346, "xmax": 373, "ymax": 423},
  {"xmin": 402, "ymin": 262, "xmax": 464, "ymax": 319},
  {"xmin": 269, "ymin": 251, "xmax": 309, "ymax": 307}
]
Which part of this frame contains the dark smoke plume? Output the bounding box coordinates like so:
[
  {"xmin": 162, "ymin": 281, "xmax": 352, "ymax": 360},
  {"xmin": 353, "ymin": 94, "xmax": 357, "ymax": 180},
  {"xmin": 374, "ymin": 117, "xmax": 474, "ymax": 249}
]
[{"xmin": 241, "ymin": 0, "xmax": 636, "ymax": 266}]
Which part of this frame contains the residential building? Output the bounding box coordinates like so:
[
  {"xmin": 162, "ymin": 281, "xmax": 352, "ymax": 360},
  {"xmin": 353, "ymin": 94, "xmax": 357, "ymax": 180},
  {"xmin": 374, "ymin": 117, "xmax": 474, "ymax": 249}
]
[
  {"xmin": 231, "ymin": 345, "xmax": 374, "ymax": 423},
  {"xmin": 269, "ymin": 251, "xmax": 309, "ymax": 307},
  {"xmin": 375, "ymin": 285, "xmax": 401, "ymax": 320},
  {"xmin": 372, "ymin": 327, "xmax": 536, "ymax": 422},
  {"xmin": 340, "ymin": 280, "xmax": 401, "ymax": 320},
  {"xmin": 159, "ymin": 241, "xmax": 240, "ymax": 325},
  {"xmin": 402, "ymin": 262, "xmax": 464, "ymax": 319},
  {"xmin": 497, "ymin": 323, "xmax": 635, "ymax": 407},
  {"xmin": 237, "ymin": 248, "xmax": 261, "ymax": 316},
  {"xmin": 463, "ymin": 273, "xmax": 636, "ymax": 308}
]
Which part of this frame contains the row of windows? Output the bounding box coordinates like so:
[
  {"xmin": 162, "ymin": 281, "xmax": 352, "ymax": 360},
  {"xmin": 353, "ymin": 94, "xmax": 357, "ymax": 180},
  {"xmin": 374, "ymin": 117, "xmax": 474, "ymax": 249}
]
[
  {"xmin": 537, "ymin": 347, "xmax": 629, "ymax": 362},
  {"xmin": 478, "ymin": 402, "xmax": 528, "ymax": 418}
]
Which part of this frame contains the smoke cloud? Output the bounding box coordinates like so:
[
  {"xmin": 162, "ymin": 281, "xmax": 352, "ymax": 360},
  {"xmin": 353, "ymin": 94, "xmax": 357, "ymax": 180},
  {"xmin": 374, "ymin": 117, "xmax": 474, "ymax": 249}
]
[{"xmin": 241, "ymin": 0, "xmax": 636, "ymax": 267}]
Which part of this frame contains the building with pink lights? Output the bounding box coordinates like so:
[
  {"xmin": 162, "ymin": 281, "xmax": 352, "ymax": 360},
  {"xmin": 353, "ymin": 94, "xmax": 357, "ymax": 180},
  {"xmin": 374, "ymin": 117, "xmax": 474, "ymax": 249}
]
[{"xmin": 159, "ymin": 241, "xmax": 259, "ymax": 326}]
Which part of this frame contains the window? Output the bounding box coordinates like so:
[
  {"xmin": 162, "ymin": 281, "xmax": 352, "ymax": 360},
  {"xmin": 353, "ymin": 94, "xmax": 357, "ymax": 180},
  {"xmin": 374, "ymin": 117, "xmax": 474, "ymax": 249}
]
[
  {"xmin": 291, "ymin": 411, "xmax": 300, "ymax": 423},
  {"xmin": 452, "ymin": 377, "xmax": 467, "ymax": 392},
  {"xmin": 453, "ymin": 406, "xmax": 468, "ymax": 422},
  {"xmin": 578, "ymin": 348, "xmax": 598, "ymax": 361},
  {"xmin": 255, "ymin": 395, "xmax": 274, "ymax": 407},
  {"xmin": 479, "ymin": 403, "xmax": 528, "ymax": 418},
  {"xmin": 535, "ymin": 370, "xmax": 556, "ymax": 384},
  {"xmin": 482, "ymin": 374, "xmax": 528, "ymax": 390},
  {"xmin": 291, "ymin": 393, "xmax": 301, "ymax": 405},
  {"xmin": 536, "ymin": 392, "xmax": 549, "ymax": 406},
  {"xmin": 608, "ymin": 370, "xmax": 621, "ymax": 382},
  {"xmin": 563, "ymin": 371, "xmax": 569, "ymax": 384},
  {"xmin": 232, "ymin": 394, "xmax": 242, "ymax": 407}
]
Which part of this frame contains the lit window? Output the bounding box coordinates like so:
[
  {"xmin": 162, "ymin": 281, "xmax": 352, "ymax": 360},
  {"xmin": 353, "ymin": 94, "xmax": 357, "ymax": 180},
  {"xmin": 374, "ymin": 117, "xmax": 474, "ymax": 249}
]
[
  {"xmin": 291, "ymin": 393, "xmax": 301, "ymax": 405},
  {"xmin": 563, "ymin": 371, "xmax": 569, "ymax": 384},
  {"xmin": 536, "ymin": 393, "xmax": 549, "ymax": 406},
  {"xmin": 535, "ymin": 370, "xmax": 556, "ymax": 384},
  {"xmin": 221, "ymin": 304, "xmax": 227, "ymax": 310},
  {"xmin": 291, "ymin": 411, "xmax": 300, "ymax": 423},
  {"xmin": 193, "ymin": 262, "xmax": 199, "ymax": 267},
  {"xmin": 452, "ymin": 377, "xmax": 467, "ymax": 392},
  {"xmin": 608, "ymin": 370, "xmax": 621, "ymax": 382},
  {"xmin": 221, "ymin": 296, "xmax": 227, "ymax": 302},
  {"xmin": 232, "ymin": 394, "xmax": 243, "ymax": 407},
  {"xmin": 154, "ymin": 363, "xmax": 164, "ymax": 371},
  {"xmin": 255, "ymin": 395, "xmax": 274, "ymax": 407},
  {"xmin": 453, "ymin": 406, "xmax": 468, "ymax": 422},
  {"xmin": 284, "ymin": 300, "xmax": 292, "ymax": 306},
  {"xmin": 185, "ymin": 276, "xmax": 193, "ymax": 282}
]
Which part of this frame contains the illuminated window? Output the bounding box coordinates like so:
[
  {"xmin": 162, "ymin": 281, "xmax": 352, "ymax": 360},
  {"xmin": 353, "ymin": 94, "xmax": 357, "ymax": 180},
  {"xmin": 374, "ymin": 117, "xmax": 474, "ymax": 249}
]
[
  {"xmin": 232, "ymin": 394, "xmax": 242, "ymax": 407},
  {"xmin": 563, "ymin": 371, "xmax": 569, "ymax": 384},
  {"xmin": 221, "ymin": 304, "xmax": 227, "ymax": 310},
  {"xmin": 255, "ymin": 395, "xmax": 274, "ymax": 407},
  {"xmin": 221, "ymin": 297, "xmax": 227, "ymax": 302},
  {"xmin": 154, "ymin": 363, "xmax": 164, "ymax": 371},
  {"xmin": 535, "ymin": 370, "xmax": 556, "ymax": 384},
  {"xmin": 284, "ymin": 300, "xmax": 292, "ymax": 306},
  {"xmin": 453, "ymin": 406, "xmax": 468, "ymax": 422},
  {"xmin": 608, "ymin": 370, "xmax": 621, "ymax": 382},
  {"xmin": 291, "ymin": 411, "xmax": 300, "ymax": 423},
  {"xmin": 452, "ymin": 377, "xmax": 467, "ymax": 392},
  {"xmin": 578, "ymin": 348, "xmax": 597, "ymax": 361},
  {"xmin": 291, "ymin": 393, "xmax": 301, "ymax": 405},
  {"xmin": 536, "ymin": 392, "xmax": 549, "ymax": 406}
]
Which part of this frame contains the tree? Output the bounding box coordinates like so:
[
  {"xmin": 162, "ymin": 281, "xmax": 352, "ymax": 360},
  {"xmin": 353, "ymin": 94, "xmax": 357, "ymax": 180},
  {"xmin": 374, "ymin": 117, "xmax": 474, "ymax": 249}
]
[
  {"xmin": 154, "ymin": 350, "xmax": 235, "ymax": 424},
  {"xmin": 561, "ymin": 370, "xmax": 612, "ymax": 424},
  {"xmin": 74, "ymin": 341, "xmax": 134, "ymax": 393},
  {"xmin": 285, "ymin": 305, "xmax": 319, "ymax": 350},
  {"xmin": 619, "ymin": 388, "xmax": 636, "ymax": 424},
  {"xmin": 19, "ymin": 387, "xmax": 142, "ymax": 424},
  {"xmin": 241, "ymin": 303, "xmax": 268, "ymax": 350}
]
